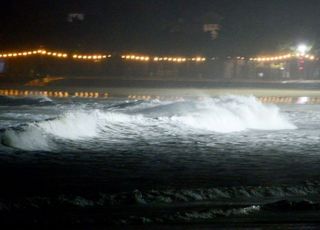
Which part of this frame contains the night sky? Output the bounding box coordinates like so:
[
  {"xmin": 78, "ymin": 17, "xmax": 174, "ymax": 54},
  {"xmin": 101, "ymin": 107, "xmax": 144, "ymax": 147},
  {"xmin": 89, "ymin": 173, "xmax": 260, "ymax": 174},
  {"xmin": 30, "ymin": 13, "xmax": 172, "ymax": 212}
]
[{"xmin": 1, "ymin": 0, "xmax": 320, "ymax": 56}]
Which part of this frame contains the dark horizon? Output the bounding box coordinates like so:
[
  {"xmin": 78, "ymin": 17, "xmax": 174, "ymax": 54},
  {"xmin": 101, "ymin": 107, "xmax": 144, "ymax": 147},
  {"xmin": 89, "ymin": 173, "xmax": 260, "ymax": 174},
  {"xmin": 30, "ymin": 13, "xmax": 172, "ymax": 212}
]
[{"xmin": 1, "ymin": 0, "xmax": 320, "ymax": 56}]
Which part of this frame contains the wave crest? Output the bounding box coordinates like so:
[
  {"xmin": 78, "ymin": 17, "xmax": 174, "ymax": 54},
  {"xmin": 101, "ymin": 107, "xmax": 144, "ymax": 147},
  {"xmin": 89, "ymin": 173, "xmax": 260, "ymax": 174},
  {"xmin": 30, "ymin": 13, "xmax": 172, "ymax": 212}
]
[
  {"xmin": 164, "ymin": 95, "xmax": 296, "ymax": 132},
  {"xmin": 1, "ymin": 95, "xmax": 296, "ymax": 150}
]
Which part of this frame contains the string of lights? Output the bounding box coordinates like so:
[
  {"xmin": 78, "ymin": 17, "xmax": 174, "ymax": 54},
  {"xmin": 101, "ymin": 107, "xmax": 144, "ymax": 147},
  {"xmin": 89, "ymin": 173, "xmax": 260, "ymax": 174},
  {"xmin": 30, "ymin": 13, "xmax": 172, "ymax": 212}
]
[
  {"xmin": 0, "ymin": 49, "xmax": 68, "ymax": 59},
  {"xmin": 72, "ymin": 54, "xmax": 111, "ymax": 60},
  {"xmin": 250, "ymin": 53, "xmax": 316, "ymax": 62},
  {"xmin": 0, "ymin": 49, "xmax": 112, "ymax": 60},
  {"xmin": 121, "ymin": 55, "xmax": 206, "ymax": 63},
  {"xmin": 121, "ymin": 55, "xmax": 150, "ymax": 61},
  {"xmin": 0, "ymin": 48, "xmax": 317, "ymax": 63},
  {"xmin": 153, "ymin": 56, "xmax": 206, "ymax": 62}
]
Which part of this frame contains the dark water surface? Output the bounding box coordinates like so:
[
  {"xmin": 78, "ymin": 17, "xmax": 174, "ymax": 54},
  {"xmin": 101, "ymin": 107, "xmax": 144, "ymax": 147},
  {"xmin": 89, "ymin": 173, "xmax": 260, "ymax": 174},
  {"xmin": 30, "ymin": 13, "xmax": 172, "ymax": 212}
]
[{"xmin": 0, "ymin": 95, "xmax": 319, "ymax": 227}]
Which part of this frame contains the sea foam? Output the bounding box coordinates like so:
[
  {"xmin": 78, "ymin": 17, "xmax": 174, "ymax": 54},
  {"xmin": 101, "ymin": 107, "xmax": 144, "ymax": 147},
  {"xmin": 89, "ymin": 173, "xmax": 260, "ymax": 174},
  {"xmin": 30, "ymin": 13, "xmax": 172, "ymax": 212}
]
[{"xmin": 1, "ymin": 95, "xmax": 296, "ymax": 150}]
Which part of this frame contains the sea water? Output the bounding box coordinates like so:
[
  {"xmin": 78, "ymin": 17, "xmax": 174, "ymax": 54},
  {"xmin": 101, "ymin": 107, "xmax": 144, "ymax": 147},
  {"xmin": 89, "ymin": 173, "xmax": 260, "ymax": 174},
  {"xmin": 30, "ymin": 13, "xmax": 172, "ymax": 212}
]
[{"xmin": 0, "ymin": 94, "xmax": 319, "ymax": 226}]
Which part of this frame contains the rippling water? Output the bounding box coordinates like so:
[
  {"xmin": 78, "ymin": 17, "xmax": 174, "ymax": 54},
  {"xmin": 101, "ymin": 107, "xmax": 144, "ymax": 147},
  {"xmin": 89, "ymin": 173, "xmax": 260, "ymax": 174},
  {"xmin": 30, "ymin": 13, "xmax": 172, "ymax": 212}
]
[{"xmin": 0, "ymin": 95, "xmax": 320, "ymax": 226}]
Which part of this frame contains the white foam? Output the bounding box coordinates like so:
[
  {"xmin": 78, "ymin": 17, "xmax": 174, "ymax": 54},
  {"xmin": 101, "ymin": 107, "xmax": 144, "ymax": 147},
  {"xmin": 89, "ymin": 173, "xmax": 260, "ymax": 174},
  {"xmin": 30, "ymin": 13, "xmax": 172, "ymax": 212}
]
[
  {"xmin": 1, "ymin": 110, "xmax": 102, "ymax": 150},
  {"xmin": 1, "ymin": 95, "xmax": 296, "ymax": 150},
  {"xmin": 2, "ymin": 126, "xmax": 50, "ymax": 151},
  {"xmin": 26, "ymin": 95, "xmax": 53, "ymax": 102},
  {"xmin": 170, "ymin": 95, "xmax": 296, "ymax": 133},
  {"xmin": 1, "ymin": 110, "xmax": 141, "ymax": 150},
  {"xmin": 38, "ymin": 110, "xmax": 102, "ymax": 139}
]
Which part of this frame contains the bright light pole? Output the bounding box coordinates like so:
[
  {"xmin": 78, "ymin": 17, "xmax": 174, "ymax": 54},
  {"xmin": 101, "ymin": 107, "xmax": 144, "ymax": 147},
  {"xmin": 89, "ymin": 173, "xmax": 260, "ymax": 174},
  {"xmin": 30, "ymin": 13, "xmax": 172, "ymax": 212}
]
[
  {"xmin": 296, "ymin": 44, "xmax": 310, "ymax": 55},
  {"xmin": 296, "ymin": 44, "xmax": 311, "ymax": 73}
]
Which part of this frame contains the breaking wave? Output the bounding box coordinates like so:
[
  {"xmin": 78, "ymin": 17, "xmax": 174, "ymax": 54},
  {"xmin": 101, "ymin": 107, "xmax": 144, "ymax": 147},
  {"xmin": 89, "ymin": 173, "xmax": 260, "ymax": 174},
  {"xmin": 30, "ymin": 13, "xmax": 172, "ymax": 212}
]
[
  {"xmin": 0, "ymin": 95, "xmax": 296, "ymax": 150},
  {"xmin": 162, "ymin": 96, "xmax": 296, "ymax": 132},
  {"xmin": 1, "ymin": 110, "xmax": 109, "ymax": 150}
]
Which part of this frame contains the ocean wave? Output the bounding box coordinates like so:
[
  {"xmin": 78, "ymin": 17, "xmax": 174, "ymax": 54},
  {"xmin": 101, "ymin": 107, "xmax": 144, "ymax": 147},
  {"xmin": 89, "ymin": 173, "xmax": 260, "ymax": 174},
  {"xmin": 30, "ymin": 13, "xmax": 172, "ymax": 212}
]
[
  {"xmin": 0, "ymin": 110, "xmax": 142, "ymax": 150},
  {"xmin": 94, "ymin": 181, "xmax": 320, "ymax": 206},
  {"xmin": 1, "ymin": 110, "xmax": 105, "ymax": 150},
  {"xmin": 1, "ymin": 182, "xmax": 319, "ymax": 225},
  {"xmin": 1, "ymin": 126, "xmax": 52, "ymax": 151},
  {"xmin": 167, "ymin": 95, "xmax": 296, "ymax": 132},
  {"xmin": 0, "ymin": 95, "xmax": 296, "ymax": 150}
]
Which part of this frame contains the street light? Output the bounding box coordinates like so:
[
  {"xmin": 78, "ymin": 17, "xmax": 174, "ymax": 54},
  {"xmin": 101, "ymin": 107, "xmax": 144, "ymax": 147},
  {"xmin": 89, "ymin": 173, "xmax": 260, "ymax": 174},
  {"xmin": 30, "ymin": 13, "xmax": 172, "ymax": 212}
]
[{"xmin": 297, "ymin": 44, "xmax": 311, "ymax": 55}]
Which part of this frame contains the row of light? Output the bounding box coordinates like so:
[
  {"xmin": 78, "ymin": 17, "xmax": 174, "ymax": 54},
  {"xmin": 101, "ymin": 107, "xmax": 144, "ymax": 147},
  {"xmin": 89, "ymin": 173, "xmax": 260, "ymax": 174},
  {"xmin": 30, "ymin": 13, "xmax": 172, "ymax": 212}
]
[
  {"xmin": 38, "ymin": 50, "xmax": 68, "ymax": 58},
  {"xmin": 121, "ymin": 55, "xmax": 150, "ymax": 61},
  {"xmin": 0, "ymin": 49, "xmax": 317, "ymax": 63},
  {"xmin": 0, "ymin": 49, "xmax": 112, "ymax": 60},
  {"xmin": 74, "ymin": 92, "xmax": 109, "ymax": 98},
  {"xmin": 72, "ymin": 54, "xmax": 110, "ymax": 60},
  {"xmin": 259, "ymin": 96, "xmax": 294, "ymax": 104},
  {"xmin": 1, "ymin": 89, "xmax": 320, "ymax": 104},
  {"xmin": 154, "ymin": 57, "xmax": 187, "ymax": 62},
  {"xmin": 300, "ymin": 54, "xmax": 316, "ymax": 61},
  {"xmin": 0, "ymin": 89, "xmax": 69, "ymax": 97},
  {"xmin": 0, "ymin": 49, "xmax": 68, "ymax": 58},
  {"xmin": 250, "ymin": 54, "xmax": 293, "ymax": 62},
  {"xmin": 250, "ymin": 53, "xmax": 316, "ymax": 62},
  {"xmin": 122, "ymin": 53, "xmax": 317, "ymax": 63},
  {"xmin": 121, "ymin": 55, "xmax": 206, "ymax": 63},
  {"xmin": 154, "ymin": 56, "xmax": 206, "ymax": 62},
  {"xmin": 259, "ymin": 96, "xmax": 320, "ymax": 104},
  {"xmin": 0, "ymin": 89, "xmax": 109, "ymax": 98}
]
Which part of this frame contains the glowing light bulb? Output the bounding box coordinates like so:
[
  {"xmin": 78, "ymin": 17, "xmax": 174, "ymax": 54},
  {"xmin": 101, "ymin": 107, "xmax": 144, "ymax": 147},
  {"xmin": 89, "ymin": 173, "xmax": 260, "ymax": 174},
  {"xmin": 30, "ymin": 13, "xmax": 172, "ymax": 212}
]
[{"xmin": 297, "ymin": 44, "xmax": 308, "ymax": 55}]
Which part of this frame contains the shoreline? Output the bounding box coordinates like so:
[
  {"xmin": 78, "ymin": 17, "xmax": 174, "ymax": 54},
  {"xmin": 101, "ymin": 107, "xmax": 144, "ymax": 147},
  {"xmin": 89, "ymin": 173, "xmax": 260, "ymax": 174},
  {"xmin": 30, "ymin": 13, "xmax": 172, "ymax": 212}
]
[
  {"xmin": 1, "ymin": 88, "xmax": 320, "ymax": 105},
  {"xmin": 1, "ymin": 78, "xmax": 320, "ymax": 99}
]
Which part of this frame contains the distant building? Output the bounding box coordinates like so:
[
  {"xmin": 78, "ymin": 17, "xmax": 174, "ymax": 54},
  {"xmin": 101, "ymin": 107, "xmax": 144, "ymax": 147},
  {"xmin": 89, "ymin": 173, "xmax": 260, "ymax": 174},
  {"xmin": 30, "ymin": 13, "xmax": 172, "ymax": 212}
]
[
  {"xmin": 67, "ymin": 13, "xmax": 85, "ymax": 23},
  {"xmin": 203, "ymin": 24, "xmax": 220, "ymax": 40}
]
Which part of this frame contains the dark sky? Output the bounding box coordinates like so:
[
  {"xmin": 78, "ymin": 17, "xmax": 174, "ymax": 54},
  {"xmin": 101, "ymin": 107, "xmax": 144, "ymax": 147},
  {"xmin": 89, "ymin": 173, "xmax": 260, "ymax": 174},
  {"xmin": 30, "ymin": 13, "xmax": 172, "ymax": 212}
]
[{"xmin": 1, "ymin": 0, "xmax": 320, "ymax": 56}]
